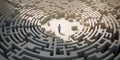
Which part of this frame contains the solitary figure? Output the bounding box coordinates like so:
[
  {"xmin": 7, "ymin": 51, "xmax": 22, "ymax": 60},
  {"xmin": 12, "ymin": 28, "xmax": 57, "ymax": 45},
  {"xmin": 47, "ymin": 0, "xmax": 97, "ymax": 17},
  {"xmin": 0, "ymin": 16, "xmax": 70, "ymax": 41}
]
[{"xmin": 58, "ymin": 24, "xmax": 61, "ymax": 33}]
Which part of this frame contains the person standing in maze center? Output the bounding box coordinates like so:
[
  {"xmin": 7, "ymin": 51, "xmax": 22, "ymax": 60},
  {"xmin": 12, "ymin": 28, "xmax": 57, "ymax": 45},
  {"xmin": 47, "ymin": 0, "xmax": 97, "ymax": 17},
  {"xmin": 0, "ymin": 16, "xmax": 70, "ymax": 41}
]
[{"xmin": 58, "ymin": 24, "xmax": 61, "ymax": 33}]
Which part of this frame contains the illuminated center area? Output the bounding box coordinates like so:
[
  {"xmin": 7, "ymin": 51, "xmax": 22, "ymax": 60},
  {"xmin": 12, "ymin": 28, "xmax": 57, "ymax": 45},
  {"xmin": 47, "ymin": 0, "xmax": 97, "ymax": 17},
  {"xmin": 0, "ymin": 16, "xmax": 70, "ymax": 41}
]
[{"xmin": 41, "ymin": 18, "xmax": 83, "ymax": 40}]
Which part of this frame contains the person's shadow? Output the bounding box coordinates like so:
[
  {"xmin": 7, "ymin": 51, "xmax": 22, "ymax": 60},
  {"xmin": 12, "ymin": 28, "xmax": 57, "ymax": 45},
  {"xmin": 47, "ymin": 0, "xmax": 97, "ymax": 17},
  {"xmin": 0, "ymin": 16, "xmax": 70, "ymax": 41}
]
[{"xmin": 60, "ymin": 32, "xmax": 65, "ymax": 36}]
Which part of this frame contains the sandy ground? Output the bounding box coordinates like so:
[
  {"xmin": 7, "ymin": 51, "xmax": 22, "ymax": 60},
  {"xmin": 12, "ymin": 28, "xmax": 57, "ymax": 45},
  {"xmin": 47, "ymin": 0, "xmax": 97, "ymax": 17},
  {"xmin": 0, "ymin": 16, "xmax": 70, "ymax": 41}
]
[{"xmin": 41, "ymin": 18, "xmax": 84, "ymax": 40}]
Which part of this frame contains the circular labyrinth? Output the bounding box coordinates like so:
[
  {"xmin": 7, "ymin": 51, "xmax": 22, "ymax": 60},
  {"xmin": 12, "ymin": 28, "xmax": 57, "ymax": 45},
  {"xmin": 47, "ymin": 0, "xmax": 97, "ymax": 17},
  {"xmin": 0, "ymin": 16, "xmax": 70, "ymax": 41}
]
[{"xmin": 0, "ymin": 0, "xmax": 120, "ymax": 60}]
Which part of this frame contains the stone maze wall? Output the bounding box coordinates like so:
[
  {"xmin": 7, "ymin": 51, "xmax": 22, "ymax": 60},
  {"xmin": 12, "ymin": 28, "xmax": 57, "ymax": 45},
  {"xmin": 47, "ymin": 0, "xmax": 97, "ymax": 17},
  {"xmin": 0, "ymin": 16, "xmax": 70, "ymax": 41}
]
[{"xmin": 0, "ymin": 0, "xmax": 120, "ymax": 60}]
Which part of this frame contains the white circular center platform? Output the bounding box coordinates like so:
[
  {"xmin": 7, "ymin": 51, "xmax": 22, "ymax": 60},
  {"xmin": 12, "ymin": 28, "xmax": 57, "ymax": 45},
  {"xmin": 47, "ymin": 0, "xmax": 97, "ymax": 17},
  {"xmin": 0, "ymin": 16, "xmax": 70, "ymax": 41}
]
[{"xmin": 41, "ymin": 18, "xmax": 84, "ymax": 40}]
